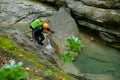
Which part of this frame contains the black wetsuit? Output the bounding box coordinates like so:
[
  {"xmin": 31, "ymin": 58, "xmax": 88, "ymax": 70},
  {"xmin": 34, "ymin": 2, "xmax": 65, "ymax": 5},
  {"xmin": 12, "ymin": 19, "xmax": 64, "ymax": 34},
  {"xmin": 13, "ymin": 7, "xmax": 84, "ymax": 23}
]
[
  {"xmin": 33, "ymin": 26, "xmax": 44, "ymax": 45},
  {"xmin": 30, "ymin": 25, "xmax": 53, "ymax": 45}
]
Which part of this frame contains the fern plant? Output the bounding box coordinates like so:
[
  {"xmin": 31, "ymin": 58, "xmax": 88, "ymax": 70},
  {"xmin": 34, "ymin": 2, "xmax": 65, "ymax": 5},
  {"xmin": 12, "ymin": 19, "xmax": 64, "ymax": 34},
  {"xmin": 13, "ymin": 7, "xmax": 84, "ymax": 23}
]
[
  {"xmin": 0, "ymin": 60, "xmax": 28, "ymax": 80},
  {"xmin": 61, "ymin": 36, "xmax": 83, "ymax": 62}
]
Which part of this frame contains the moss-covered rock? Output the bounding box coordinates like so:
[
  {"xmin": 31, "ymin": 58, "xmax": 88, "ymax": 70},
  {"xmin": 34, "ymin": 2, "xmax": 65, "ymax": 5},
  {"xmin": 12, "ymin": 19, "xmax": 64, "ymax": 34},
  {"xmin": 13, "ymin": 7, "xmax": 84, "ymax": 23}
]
[{"xmin": 0, "ymin": 36, "xmax": 76, "ymax": 80}]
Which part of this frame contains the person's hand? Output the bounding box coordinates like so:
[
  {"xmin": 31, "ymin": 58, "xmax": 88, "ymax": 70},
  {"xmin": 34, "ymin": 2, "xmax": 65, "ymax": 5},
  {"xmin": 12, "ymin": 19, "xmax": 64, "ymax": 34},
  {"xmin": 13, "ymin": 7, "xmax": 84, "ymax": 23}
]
[{"xmin": 51, "ymin": 31, "xmax": 55, "ymax": 34}]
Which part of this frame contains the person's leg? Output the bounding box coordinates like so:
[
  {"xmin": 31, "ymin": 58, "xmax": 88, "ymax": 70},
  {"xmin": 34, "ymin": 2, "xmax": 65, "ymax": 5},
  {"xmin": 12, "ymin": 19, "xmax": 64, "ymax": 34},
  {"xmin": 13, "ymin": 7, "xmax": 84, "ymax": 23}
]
[
  {"xmin": 32, "ymin": 30, "xmax": 34, "ymax": 39},
  {"xmin": 29, "ymin": 26, "xmax": 34, "ymax": 41},
  {"xmin": 37, "ymin": 33, "xmax": 45, "ymax": 45}
]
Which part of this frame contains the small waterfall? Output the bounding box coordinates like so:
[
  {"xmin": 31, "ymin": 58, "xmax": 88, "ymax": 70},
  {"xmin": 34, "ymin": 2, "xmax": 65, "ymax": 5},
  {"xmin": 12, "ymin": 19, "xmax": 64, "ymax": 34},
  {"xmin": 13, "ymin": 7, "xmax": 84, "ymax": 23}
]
[{"xmin": 44, "ymin": 39, "xmax": 55, "ymax": 55}]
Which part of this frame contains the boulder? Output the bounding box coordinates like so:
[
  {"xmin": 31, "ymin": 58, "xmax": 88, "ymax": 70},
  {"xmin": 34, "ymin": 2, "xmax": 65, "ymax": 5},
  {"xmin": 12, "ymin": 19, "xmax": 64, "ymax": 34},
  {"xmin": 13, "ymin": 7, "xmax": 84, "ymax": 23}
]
[
  {"xmin": 0, "ymin": 0, "xmax": 57, "ymax": 25},
  {"xmin": 66, "ymin": 0, "xmax": 120, "ymax": 49},
  {"xmin": 48, "ymin": 7, "xmax": 80, "ymax": 53},
  {"xmin": 48, "ymin": 7, "xmax": 82, "ymax": 76},
  {"xmin": 81, "ymin": 0, "xmax": 120, "ymax": 9},
  {"xmin": 0, "ymin": 27, "xmax": 76, "ymax": 80}
]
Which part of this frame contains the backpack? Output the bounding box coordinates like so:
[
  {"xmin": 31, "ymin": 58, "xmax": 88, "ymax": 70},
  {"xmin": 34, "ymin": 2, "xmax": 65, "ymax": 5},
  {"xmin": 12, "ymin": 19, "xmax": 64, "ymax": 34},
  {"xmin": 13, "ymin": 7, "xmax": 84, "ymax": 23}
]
[{"xmin": 30, "ymin": 19, "xmax": 43, "ymax": 30}]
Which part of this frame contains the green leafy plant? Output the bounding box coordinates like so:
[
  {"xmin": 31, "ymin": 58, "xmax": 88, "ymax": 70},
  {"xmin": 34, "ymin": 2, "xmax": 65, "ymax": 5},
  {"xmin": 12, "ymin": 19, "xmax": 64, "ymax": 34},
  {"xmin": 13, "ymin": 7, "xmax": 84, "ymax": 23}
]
[
  {"xmin": 66, "ymin": 36, "xmax": 82, "ymax": 52},
  {"xmin": 44, "ymin": 69, "xmax": 54, "ymax": 76},
  {"xmin": 0, "ymin": 60, "xmax": 28, "ymax": 80},
  {"xmin": 61, "ymin": 36, "xmax": 83, "ymax": 62},
  {"xmin": 61, "ymin": 51, "xmax": 73, "ymax": 62}
]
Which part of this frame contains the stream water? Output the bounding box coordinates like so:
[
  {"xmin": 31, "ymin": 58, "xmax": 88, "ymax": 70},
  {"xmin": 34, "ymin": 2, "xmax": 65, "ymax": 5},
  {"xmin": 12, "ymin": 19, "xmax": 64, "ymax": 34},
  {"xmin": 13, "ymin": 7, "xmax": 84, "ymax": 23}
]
[{"xmin": 73, "ymin": 33, "xmax": 120, "ymax": 80}]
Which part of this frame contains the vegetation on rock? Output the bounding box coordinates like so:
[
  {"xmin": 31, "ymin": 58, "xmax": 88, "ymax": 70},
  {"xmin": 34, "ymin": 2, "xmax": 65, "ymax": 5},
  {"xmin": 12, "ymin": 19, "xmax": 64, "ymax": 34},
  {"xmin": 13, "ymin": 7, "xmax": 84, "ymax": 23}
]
[
  {"xmin": 0, "ymin": 36, "xmax": 76, "ymax": 80},
  {"xmin": 0, "ymin": 60, "xmax": 28, "ymax": 80},
  {"xmin": 61, "ymin": 36, "xmax": 83, "ymax": 62}
]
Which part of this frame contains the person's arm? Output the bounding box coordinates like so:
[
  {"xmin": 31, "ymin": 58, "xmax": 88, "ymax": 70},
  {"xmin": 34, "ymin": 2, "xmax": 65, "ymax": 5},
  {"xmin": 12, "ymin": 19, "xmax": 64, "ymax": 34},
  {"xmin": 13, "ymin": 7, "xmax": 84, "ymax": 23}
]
[
  {"xmin": 39, "ymin": 19, "xmax": 44, "ymax": 23},
  {"xmin": 47, "ymin": 28, "xmax": 54, "ymax": 33},
  {"xmin": 32, "ymin": 27, "xmax": 41, "ymax": 39}
]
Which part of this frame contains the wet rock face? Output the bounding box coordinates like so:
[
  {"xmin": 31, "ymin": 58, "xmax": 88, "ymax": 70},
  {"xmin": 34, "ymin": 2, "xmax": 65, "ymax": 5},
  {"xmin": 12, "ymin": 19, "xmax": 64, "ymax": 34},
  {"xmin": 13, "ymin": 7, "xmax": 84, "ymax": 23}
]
[
  {"xmin": 48, "ymin": 7, "xmax": 80, "ymax": 53},
  {"xmin": 66, "ymin": 0, "xmax": 120, "ymax": 49},
  {"xmin": 81, "ymin": 0, "xmax": 120, "ymax": 9},
  {"xmin": 0, "ymin": 0, "xmax": 57, "ymax": 24}
]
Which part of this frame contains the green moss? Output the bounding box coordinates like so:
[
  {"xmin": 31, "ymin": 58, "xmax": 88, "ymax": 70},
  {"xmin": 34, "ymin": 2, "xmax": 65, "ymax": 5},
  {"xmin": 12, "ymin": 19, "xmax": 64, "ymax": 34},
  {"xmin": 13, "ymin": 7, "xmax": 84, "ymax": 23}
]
[
  {"xmin": 0, "ymin": 37, "xmax": 16, "ymax": 51},
  {"xmin": 0, "ymin": 37, "xmax": 76, "ymax": 80}
]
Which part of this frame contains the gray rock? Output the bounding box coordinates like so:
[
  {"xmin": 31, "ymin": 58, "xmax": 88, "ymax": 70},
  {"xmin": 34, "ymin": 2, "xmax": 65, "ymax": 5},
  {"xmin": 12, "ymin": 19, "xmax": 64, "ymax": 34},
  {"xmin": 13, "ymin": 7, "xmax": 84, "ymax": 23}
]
[
  {"xmin": 66, "ymin": 0, "xmax": 120, "ymax": 49},
  {"xmin": 48, "ymin": 7, "xmax": 82, "ymax": 76},
  {"xmin": 6, "ymin": 29, "xmax": 38, "ymax": 53},
  {"xmin": 81, "ymin": 0, "xmax": 120, "ymax": 9},
  {"xmin": 66, "ymin": 0, "xmax": 120, "ymax": 26},
  {"xmin": 0, "ymin": 0, "xmax": 57, "ymax": 24},
  {"xmin": 48, "ymin": 7, "xmax": 80, "ymax": 53}
]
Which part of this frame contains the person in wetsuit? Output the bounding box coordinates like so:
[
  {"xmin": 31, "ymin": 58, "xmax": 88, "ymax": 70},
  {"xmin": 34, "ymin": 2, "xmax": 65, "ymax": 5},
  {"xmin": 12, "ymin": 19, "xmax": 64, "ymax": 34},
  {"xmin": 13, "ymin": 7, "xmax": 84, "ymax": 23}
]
[{"xmin": 30, "ymin": 19, "xmax": 54, "ymax": 45}]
